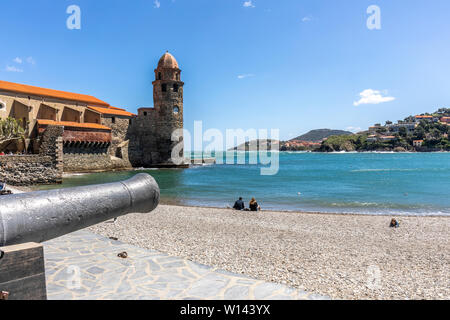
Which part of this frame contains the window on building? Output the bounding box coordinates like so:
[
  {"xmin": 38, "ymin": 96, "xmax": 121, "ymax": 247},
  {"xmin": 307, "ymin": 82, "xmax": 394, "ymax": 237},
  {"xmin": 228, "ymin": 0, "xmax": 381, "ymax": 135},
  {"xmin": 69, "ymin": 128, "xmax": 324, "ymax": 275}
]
[
  {"xmin": 112, "ymin": 117, "xmax": 116, "ymax": 124},
  {"xmin": 144, "ymin": 112, "xmax": 148, "ymax": 116},
  {"xmin": 158, "ymin": 72, "xmax": 162, "ymax": 80},
  {"xmin": 0, "ymin": 101, "xmax": 5, "ymax": 111},
  {"xmin": 162, "ymin": 84, "xmax": 167, "ymax": 92},
  {"xmin": 173, "ymin": 106, "xmax": 180, "ymax": 114},
  {"xmin": 129, "ymin": 119, "xmax": 132, "ymax": 125},
  {"xmin": 173, "ymin": 84, "xmax": 179, "ymax": 92}
]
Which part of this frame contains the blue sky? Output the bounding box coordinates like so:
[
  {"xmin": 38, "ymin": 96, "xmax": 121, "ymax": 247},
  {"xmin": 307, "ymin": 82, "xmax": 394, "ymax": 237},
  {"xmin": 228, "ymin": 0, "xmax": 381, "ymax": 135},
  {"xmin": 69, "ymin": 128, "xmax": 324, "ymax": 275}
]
[{"xmin": 1, "ymin": 0, "xmax": 450, "ymax": 143}]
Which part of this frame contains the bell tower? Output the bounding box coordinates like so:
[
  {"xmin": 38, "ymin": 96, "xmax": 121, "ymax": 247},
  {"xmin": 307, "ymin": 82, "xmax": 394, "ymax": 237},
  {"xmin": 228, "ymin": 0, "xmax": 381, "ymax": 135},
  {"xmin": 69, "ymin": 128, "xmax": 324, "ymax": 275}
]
[{"xmin": 151, "ymin": 51, "xmax": 185, "ymax": 165}]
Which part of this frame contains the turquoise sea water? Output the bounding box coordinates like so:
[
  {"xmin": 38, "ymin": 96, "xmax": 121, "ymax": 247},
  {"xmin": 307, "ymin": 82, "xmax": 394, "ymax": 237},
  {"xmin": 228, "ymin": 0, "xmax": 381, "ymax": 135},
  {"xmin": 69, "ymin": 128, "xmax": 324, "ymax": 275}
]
[{"xmin": 38, "ymin": 152, "xmax": 450, "ymax": 216}]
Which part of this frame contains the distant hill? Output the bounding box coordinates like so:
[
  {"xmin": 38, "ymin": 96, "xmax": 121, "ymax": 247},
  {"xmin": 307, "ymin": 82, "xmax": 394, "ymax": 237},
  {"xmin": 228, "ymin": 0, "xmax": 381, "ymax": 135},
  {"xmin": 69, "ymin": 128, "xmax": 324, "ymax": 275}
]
[
  {"xmin": 229, "ymin": 139, "xmax": 280, "ymax": 151},
  {"xmin": 290, "ymin": 129, "xmax": 353, "ymax": 142}
]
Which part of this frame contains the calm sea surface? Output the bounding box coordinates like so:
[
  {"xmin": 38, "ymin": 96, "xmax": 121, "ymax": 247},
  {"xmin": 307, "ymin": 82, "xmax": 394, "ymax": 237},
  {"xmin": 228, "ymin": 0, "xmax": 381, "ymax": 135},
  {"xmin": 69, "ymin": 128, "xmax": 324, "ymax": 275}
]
[{"xmin": 37, "ymin": 152, "xmax": 450, "ymax": 216}]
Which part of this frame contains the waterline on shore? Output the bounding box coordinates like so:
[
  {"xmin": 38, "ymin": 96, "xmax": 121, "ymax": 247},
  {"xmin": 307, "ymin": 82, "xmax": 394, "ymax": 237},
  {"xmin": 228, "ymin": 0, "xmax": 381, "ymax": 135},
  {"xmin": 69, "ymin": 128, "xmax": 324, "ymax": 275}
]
[{"xmin": 35, "ymin": 152, "xmax": 450, "ymax": 217}]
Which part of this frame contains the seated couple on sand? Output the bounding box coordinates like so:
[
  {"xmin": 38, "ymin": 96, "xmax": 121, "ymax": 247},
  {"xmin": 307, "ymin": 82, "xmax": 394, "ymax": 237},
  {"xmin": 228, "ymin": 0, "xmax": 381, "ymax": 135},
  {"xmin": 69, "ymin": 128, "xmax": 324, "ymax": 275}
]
[{"xmin": 233, "ymin": 197, "xmax": 261, "ymax": 212}]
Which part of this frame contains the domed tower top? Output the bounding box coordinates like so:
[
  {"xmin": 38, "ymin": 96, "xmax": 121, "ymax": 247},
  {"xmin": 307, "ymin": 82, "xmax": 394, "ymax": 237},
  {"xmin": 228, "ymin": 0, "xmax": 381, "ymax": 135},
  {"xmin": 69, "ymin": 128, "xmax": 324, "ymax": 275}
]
[
  {"xmin": 154, "ymin": 51, "xmax": 182, "ymax": 82},
  {"xmin": 157, "ymin": 51, "xmax": 179, "ymax": 69}
]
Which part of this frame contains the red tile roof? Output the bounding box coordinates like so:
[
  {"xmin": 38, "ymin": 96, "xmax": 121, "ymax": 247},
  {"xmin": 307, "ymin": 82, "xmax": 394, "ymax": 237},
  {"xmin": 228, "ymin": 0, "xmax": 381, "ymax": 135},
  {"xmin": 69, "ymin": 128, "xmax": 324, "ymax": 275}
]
[
  {"xmin": 0, "ymin": 80, "xmax": 109, "ymax": 106},
  {"xmin": 36, "ymin": 119, "xmax": 111, "ymax": 131},
  {"xmin": 88, "ymin": 106, "xmax": 136, "ymax": 117}
]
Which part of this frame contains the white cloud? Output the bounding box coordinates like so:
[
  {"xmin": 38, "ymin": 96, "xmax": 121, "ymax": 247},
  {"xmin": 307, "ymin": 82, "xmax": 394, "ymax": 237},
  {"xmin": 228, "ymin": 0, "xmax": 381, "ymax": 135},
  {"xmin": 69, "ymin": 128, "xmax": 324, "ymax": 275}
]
[
  {"xmin": 353, "ymin": 89, "xmax": 395, "ymax": 107},
  {"xmin": 302, "ymin": 16, "xmax": 312, "ymax": 22},
  {"xmin": 154, "ymin": 0, "xmax": 161, "ymax": 8},
  {"xmin": 13, "ymin": 57, "xmax": 23, "ymax": 64},
  {"xmin": 237, "ymin": 74, "xmax": 255, "ymax": 79},
  {"xmin": 26, "ymin": 57, "xmax": 36, "ymax": 65},
  {"xmin": 6, "ymin": 65, "xmax": 24, "ymax": 73},
  {"xmin": 243, "ymin": 1, "xmax": 255, "ymax": 8}
]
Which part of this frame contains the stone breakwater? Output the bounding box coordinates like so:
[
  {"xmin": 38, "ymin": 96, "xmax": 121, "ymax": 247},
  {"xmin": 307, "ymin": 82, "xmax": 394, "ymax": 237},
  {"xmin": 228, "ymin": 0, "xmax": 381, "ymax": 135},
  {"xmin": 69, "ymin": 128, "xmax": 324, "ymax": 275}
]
[{"xmin": 89, "ymin": 205, "xmax": 450, "ymax": 300}]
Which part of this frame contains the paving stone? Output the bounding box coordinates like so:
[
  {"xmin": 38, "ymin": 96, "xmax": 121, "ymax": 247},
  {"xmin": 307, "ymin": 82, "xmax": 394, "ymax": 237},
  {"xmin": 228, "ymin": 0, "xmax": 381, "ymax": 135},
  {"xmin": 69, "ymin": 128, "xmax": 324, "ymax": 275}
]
[
  {"xmin": 157, "ymin": 256, "xmax": 184, "ymax": 264},
  {"xmin": 147, "ymin": 260, "xmax": 162, "ymax": 272},
  {"xmin": 269, "ymin": 295, "xmax": 295, "ymax": 300},
  {"xmin": 165, "ymin": 289, "xmax": 183, "ymax": 299},
  {"xmin": 48, "ymin": 291, "xmax": 74, "ymax": 300},
  {"xmin": 162, "ymin": 261, "xmax": 186, "ymax": 269},
  {"xmin": 187, "ymin": 277, "xmax": 229, "ymax": 298},
  {"xmin": 43, "ymin": 230, "xmax": 329, "ymax": 300},
  {"xmin": 181, "ymin": 269, "xmax": 197, "ymax": 279},
  {"xmin": 309, "ymin": 293, "xmax": 331, "ymax": 300},
  {"xmin": 139, "ymin": 283, "xmax": 168, "ymax": 291},
  {"xmin": 156, "ymin": 275, "xmax": 187, "ymax": 283},
  {"xmin": 169, "ymin": 281, "xmax": 192, "ymax": 290},
  {"xmin": 116, "ymin": 280, "xmax": 133, "ymax": 294},
  {"xmin": 87, "ymin": 266, "xmax": 105, "ymax": 275},
  {"xmin": 253, "ymin": 283, "xmax": 285, "ymax": 299},
  {"xmin": 186, "ymin": 261, "xmax": 214, "ymax": 276},
  {"xmin": 224, "ymin": 285, "xmax": 250, "ymax": 300}
]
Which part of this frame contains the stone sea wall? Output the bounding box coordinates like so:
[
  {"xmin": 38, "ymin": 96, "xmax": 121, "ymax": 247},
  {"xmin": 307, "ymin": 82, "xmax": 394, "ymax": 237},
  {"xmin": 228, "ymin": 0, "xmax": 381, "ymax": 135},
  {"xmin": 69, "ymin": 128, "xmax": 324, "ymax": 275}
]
[
  {"xmin": 0, "ymin": 155, "xmax": 62, "ymax": 185},
  {"xmin": 63, "ymin": 152, "xmax": 131, "ymax": 172},
  {"xmin": 0, "ymin": 126, "xmax": 64, "ymax": 186}
]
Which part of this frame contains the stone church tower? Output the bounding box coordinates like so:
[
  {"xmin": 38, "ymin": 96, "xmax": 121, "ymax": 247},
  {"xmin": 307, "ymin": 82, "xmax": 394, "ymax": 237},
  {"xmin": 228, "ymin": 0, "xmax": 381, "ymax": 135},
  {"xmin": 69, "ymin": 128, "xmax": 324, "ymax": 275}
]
[{"xmin": 128, "ymin": 52, "xmax": 186, "ymax": 167}]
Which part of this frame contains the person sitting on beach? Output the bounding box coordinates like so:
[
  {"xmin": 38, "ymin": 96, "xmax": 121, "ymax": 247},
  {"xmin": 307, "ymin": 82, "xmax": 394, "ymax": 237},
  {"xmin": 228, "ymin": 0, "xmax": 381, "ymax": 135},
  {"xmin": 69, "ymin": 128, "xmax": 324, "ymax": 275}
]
[
  {"xmin": 249, "ymin": 198, "xmax": 261, "ymax": 212},
  {"xmin": 233, "ymin": 197, "xmax": 245, "ymax": 211},
  {"xmin": 390, "ymin": 218, "xmax": 399, "ymax": 228}
]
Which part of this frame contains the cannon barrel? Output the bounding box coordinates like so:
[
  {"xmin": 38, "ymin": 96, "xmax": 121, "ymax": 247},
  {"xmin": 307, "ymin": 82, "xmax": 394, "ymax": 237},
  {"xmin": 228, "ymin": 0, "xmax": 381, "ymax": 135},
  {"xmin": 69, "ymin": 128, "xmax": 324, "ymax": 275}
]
[{"xmin": 0, "ymin": 173, "xmax": 160, "ymax": 246}]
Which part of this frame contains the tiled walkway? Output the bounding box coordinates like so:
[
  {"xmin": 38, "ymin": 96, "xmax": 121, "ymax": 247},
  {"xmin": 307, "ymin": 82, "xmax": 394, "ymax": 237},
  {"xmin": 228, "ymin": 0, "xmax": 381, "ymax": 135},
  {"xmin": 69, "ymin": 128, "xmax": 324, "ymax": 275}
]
[{"xmin": 43, "ymin": 231, "xmax": 330, "ymax": 300}]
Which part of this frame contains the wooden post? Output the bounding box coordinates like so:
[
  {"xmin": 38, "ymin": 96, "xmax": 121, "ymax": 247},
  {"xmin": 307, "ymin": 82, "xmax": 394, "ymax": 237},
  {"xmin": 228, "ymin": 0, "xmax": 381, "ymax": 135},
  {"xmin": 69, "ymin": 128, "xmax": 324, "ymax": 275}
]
[{"xmin": 0, "ymin": 243, "xmax": 47, "ymax": 300}]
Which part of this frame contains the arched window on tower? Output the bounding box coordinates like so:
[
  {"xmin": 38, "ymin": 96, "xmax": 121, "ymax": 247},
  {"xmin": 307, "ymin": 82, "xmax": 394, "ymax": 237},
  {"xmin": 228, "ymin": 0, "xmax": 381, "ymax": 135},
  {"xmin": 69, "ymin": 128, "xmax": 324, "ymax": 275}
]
[
  {"xmin": 162, "ymin": 84, "xmax": 167, "ymax": 92},
  {"xmin": 158, "ymin": 72, "xmax": 162, "ymax": 80},
  {"xmin": 173, "ymin": 84, "xmax": 179, "ymax": 92}
]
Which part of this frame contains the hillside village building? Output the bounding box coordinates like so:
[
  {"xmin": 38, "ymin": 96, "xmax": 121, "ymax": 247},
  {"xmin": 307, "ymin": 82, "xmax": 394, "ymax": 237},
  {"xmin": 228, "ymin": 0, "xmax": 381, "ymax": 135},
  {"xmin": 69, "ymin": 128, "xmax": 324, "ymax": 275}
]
[{"xmin": 0, "ymin": 52, "xmax": 186, "ymax": 177}]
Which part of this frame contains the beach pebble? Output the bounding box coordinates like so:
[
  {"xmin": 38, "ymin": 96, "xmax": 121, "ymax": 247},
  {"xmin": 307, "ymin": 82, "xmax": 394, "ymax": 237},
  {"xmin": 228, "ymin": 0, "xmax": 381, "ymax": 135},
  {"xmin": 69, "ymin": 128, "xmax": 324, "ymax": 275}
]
[{"xmin": 88, "ymin": 205, "xmax": 450, "ymax": 300}]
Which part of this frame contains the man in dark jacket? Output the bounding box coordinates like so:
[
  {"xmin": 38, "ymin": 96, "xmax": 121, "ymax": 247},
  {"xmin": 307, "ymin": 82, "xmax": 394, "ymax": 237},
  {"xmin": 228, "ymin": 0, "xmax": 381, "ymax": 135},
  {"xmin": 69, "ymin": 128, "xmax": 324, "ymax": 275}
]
[{"xmin": 233, "ymin": 197, "xmax": 245, "ymax": 210}]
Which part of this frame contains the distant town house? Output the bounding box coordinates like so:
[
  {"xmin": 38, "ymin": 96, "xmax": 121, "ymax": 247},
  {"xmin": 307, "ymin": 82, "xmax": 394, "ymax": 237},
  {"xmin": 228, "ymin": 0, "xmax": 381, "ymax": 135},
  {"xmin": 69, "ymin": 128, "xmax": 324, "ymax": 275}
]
[
  {"xmin": 414, "ymin": 115, "xmax": 439, "ymax": 123},
  {"xmin": 386, "ymin": 122, "xmax": 417, "ymax": 134},
  {"xmin": 413, "ymin": 140, "xmax": 424, "ymax": 147},
  {"xmin": 440, "ymin": 116, "xmax": 450, "ymax": 124},
  {"xmin": 366, "ymin": 135, "xmax": 378, "ymax": 142},
  {"xmin": 379, "ymin": 136, "xmax": 396, "ymax": 142}
]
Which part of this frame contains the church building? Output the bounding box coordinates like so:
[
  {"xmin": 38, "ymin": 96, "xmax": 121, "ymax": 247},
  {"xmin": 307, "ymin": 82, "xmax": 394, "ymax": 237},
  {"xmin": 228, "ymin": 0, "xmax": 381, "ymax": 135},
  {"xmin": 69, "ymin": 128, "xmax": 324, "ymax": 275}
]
[{"xmin": 0, "ymin": 51, "xmax": 186, "ymax": 172}]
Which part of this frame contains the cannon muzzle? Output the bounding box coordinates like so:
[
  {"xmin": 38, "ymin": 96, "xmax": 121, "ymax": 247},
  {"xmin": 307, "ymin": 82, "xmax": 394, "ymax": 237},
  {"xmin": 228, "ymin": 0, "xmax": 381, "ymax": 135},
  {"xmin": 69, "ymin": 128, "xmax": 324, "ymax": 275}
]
[{"xmin": 0, "ymin": 173, "xmax": 160, "ymax": 246}]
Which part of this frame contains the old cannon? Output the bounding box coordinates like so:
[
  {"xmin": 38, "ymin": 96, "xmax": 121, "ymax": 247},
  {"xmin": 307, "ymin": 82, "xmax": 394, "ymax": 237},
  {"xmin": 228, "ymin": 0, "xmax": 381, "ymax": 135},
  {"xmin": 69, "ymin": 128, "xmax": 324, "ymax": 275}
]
[
  {"xmin": 0, "ymin": 173, "xmax": 160, "ymax": 246},
  {"xmin": 0, "ymin": 173, "xmax": 160, "ymax": 299}
]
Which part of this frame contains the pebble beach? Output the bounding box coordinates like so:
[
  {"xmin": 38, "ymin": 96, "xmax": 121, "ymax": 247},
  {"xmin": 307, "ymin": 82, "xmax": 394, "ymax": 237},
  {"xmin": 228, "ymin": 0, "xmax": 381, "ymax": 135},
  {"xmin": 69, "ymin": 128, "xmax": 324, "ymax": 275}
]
[{"xmin": 89, "ymin": 205, "xmax": 450, "ymax": 300}]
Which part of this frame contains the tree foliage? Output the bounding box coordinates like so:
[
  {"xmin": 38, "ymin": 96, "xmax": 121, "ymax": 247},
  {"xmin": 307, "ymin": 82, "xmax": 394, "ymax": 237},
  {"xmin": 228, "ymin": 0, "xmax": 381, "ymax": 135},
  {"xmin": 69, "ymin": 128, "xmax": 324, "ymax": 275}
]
[{"xmin": 0, "ymin": 117, "xmax": 25, "ymax": 145}]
